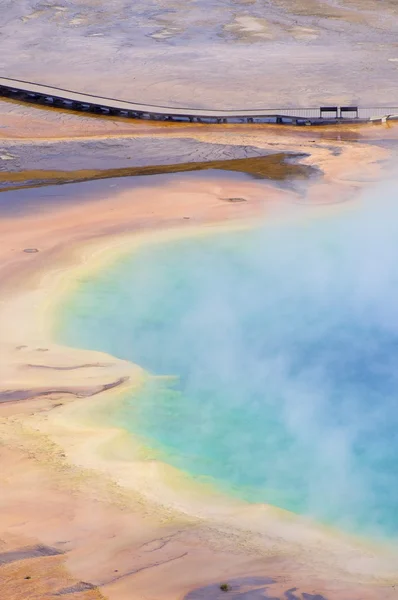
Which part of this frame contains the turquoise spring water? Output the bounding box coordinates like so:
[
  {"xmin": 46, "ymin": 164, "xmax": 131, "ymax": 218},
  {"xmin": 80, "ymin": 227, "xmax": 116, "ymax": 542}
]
[{"xmin": 59, "ymin": 192, "xmax": 398, "ymax": 540}]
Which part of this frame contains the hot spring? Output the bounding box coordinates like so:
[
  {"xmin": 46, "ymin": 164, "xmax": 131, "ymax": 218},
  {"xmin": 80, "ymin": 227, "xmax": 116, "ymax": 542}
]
[{"xmin": 59, "ymin": 182, "xmax": 398, "ymax": 542}]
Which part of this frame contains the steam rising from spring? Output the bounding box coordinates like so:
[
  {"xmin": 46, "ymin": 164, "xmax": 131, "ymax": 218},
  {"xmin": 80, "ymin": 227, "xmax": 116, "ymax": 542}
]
[{"xmin": 61, "ymin": 177, "xmax": 398, "ymax": 540}]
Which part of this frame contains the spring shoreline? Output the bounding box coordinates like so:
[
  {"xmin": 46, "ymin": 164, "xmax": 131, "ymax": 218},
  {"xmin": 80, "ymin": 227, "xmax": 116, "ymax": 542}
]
[{"xmin": 1, "ymin": 147, "xmax": 398, "ymax": 600}]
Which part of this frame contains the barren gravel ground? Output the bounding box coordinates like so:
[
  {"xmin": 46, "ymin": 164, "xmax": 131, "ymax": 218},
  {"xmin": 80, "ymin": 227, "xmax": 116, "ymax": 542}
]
[{"xmin": 1, "ymin": 0, "xmax": 398, "ymax": 108}]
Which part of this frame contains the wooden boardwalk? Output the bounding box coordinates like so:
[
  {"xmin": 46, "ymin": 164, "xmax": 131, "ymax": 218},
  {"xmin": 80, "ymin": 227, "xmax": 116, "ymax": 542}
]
[{"xmin": 0, "ymin": 77, "xmax": 397, "ymax": 125}]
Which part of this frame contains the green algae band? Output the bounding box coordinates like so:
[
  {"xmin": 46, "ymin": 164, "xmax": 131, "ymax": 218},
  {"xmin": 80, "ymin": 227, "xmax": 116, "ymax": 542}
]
[{"xmin": 59, "ymin": 188, "xmax": 398, "ymax": 541}]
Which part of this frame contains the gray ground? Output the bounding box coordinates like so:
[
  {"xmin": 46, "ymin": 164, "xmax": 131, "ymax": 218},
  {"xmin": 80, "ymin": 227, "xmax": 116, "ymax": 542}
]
[
  {"xmin": 0, "ymin": 137, "xmax": 268, "ymax": 172},
  {"xmin": 1, "ymin": 0, "xmax": 398, "ymax": 108},
  {"xmin": 184, "ymin": 577, "xmax": 328, "ymax": 600}
]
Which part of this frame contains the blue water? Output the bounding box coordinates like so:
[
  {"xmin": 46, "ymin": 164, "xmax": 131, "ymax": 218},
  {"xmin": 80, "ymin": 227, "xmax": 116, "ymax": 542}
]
[{"xmin": 59, "ymin": 191, "xmax": 398, "ymax": 540}]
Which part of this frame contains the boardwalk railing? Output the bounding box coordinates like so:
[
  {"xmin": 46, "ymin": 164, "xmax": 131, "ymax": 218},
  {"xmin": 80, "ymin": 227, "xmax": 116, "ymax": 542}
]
[{"xmin": 0, "ymin": 77, "xmax": 397, "ymax": 126}]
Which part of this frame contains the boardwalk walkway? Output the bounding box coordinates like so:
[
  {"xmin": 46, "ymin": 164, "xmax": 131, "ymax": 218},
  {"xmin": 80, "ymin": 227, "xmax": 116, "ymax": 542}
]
[{"xmin": 0, "ymin": 77, "xmax": 397, "ymax": 125}]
